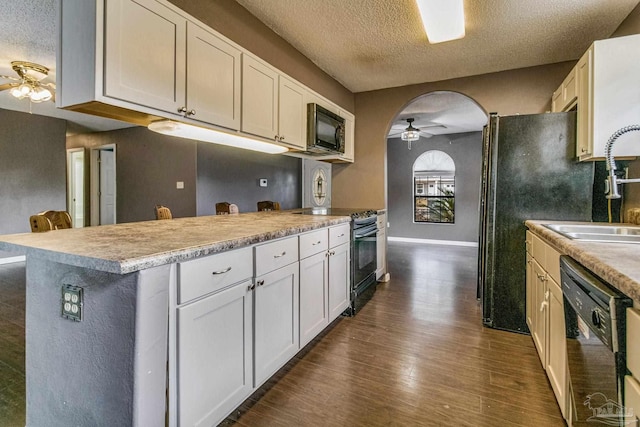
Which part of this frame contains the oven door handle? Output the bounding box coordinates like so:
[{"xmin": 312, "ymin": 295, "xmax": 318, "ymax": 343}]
[{"xmin": 355, "ymin": 228, "xmax": 378, "ymax": 239}]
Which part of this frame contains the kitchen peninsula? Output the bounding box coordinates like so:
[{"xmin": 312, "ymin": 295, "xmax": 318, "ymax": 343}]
[{"xmin": 0, "ymin": 212, "xmax": 352, "ymax": 427}]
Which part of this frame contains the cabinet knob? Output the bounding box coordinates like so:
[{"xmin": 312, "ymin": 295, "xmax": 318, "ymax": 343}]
[
  {"xmin": 581, "ymin": 148, "xmax": 587, "ymax": 153},
  {"xmin": 248, "ymin": 283, "xmax": 256, "ymax": 291},
  {"xmin": 257, "ymin": 280, "xmax": 265, "ymax": 287},
  {"xmin": 274, "ymin": 135, "xmax": 279, "ymax": 141},
  {"xmin": 177, "ymin": 106, "xmax": 187, "ymax": 113},
  {"xmin": 187, "ymin": 109, "xmax": 196, "ymax": 116},
  {"xmin": 279, "ymin": 136, "xmax": 285, "ymax": 141}
]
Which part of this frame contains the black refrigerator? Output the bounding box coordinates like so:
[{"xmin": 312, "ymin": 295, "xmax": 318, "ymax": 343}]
[{"xmin": 478, "ymin": 112, "xmax": 594, "ymax": 333}]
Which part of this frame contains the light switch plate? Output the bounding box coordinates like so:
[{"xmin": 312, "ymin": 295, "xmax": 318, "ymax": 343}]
[
  {"xmin": 62, "ymin": 284, "xmax": 83, "ymax": 322},
  {"xmin": 259, "ymin": 179, "xmax": 268, "ymax": 187},
  {"xmin": 176, "ymin": 181, "xmax": 184, "ymax": 189}
]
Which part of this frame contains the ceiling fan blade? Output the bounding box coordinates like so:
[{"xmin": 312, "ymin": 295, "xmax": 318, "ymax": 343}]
[
  {"xmin": 0, "ymin": 82, "xmax": 18, "ymax": 91},
  {"xmin": 0, "ymin": 75, "xmax": 19, "ymax": 81}
]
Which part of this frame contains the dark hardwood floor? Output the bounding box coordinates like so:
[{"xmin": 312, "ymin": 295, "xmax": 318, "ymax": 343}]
[{"xmin": 0, "ymin": 242, "xmax": 564, "ymax": 426}]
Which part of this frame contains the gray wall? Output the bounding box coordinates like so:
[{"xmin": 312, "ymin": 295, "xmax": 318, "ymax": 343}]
[
  {"xmin": 387, "ymin": 132, "xmax": 483, "ymax": 243},
  {"xmin": 196, "ymin": 142, "xmax": 301, "ymax": 215},
  {"xmin": 67, "ymin": 127, "xmax": 303, "ymax": 221},
  {"xmin": 68, "ymin": 127, "xmax": 198, "ymax": 223},
  {"xmin": 0, "ymin": 109, "xmax": 67, "ymax": 257}
]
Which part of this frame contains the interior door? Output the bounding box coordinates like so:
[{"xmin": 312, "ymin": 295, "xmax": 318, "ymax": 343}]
[
  {"xmin": 99, "ymin": 148, "xmax": 116, "ymax": 225},
  {"xmin": 67, "ymin": 149, "xmax": 85, "ymax": 228}
]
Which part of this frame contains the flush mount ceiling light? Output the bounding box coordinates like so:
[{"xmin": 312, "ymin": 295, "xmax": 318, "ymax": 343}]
[
  {"xmin": 416, "ymin": 0, "xmax": 465, "ymax": 44},
  {"xmin": 0, "ymin": 61, "xmax": 56, "ymax": 103},
  {"xmin": 401, "ymin": 118, "xmax": 421, "ymax": 150},
  {"xmin": 147, "ymin": 120, "xmax": 289, "ymax": 154}
]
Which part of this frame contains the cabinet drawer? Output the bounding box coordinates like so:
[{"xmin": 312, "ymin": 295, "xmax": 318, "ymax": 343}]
[
  {"xmin": 531, "ymin": 233, "xmax": 545, "ymax": 263},
  {"xmin": 525, "ymin": 231, "xmax": 533, "ymax": 254},
  {"xmin": 255, "ymin": 236, "xmax": 299, "ymax": 276},
  {"xmin": 545, "ymin": 245, "xmax": 561, "ymax": 285},
  {"xmin": 178, "ymin": 247, "xmax": 252, "ymax": 304},
  {"xmin": 299, "ymin": 228, "xmax": 328, "ymax": 259},
  {"xmin": 329, "ymin": 223, "xmax": 350, "ymax": 248},
  {"xmin": 376, "ymin": 215, "xmax": 385, "ymax": 230},
  {"xmin": 627, "ymin": 308, "xmax": 640, "ymax": 377}
]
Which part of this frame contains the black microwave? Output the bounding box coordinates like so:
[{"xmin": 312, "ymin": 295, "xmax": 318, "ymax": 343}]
[{"xmin": 307, "ymin": 103, "xmax": 345, "ymax": 155}]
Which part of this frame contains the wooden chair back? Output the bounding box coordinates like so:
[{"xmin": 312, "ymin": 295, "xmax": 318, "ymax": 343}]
[
  {"xmin": 39, "ymin": 210, "xmax": 72, "ymax": 229},
  {"xmin": 155, "ymin": 205, "xmax": 173, "ymax": 220},
  {"xmin": 30, "ymin": 215, "xmax": 54, "ymax": 232},
  {"xmin": 257, "ymin": 201, "xmax": 280, "ymax": 211},
  {"xmin": 216, "ymin": 202, "xmax": 231, "ymax": 215},
  {"xmin": 229, "ymin": 204, "xmax": 239, "ymax": 214}
]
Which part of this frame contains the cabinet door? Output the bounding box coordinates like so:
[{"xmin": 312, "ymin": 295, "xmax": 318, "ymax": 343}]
[
  {"xmin": 340, "ymin": 110, "xmax": 355, "ymax": 162},
  {"xmin": 576, "ymin": 47, "xmax": 593, "ymax": 159},
  {"xmin": 177, "ymin": 280, "xmax": 253, "ymax": 427},
  {"xmin": 254, "ymin": 262, "xmax": 299, "ymax": 387},
  {"xmin": 186, "ymin": 23, "xmax": 241, "ymax": 129},
  {"xmin": 546, "ymin": 277, "xmax": 567, "ymax": 419},
  {"xmin": 526, "ymin": 252, "xmax": 534, "ymax": 329},
  {"xmin": 551, "ymin": 87, "xmax": 562, "ymax": 113},
  {"xmin": 104, "ymin": 0, "xmax": 186, "ymax": 114},
  {"xmin": 242, "ymin": 55, "xmax": 279, "ymax": 140},
  {"xmin": 531, "ymin": 260, "xmax": 547, "ymax": 366},
  {"xmin": 278, "ymin": 76, "xmax": 307, "ymax": 149},
  {"xmin": 376, "ymin": 229, "xmax": 386, "ymax": 280},
  {"xmin": 299, "ymin": 252, "xmax": 329, "ymax": 348},
  {"xmin": 328, "ymin": 242, "xmax": 350, "ymax": 321}
]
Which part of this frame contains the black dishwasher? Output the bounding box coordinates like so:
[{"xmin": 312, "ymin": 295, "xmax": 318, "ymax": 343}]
[{"xmin": 561, "ymin": 256, "xmax": 633, "ymax": 426}]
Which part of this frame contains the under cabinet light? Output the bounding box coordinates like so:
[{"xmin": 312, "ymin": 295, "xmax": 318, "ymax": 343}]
[
  {"xmin": 147, "ymin": 121, "xmax": 288, "ymax": 154},
  {"xmin": 416, "ymin": 0, "xmax": 465, "ymax": 44}
]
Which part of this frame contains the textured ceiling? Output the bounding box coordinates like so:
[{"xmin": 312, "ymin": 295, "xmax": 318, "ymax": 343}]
[{"xmin": 235, "ymin": 0, "xmax": 640, "ymax": 93}]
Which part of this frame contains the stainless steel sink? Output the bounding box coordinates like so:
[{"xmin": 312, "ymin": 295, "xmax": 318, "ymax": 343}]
[{"xmin": 543, "ymin": 223, "xmax": 640, "ymax": 243}]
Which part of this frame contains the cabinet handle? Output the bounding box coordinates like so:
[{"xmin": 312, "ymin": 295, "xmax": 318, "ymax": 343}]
[
  {"xmin": 527, "ymin": 260, "xmax": 532, "ymax": 265},
  {"xmin": 338, "ymin": 233, "xmax": 345, "ymax": 237},
  {"xmin": 539, "ymin": 300, "xmax": 548, "ymax": 312},
  {"xmin": 279, "ymin": 136, "xmax": 285, "ymax": 141},
  {"xmin": 536, "ymin": 273, "xmax": 546, "ymax": 281},
  {"xmin": 247, "ymin": 283, "xmax": 256, "ymax": 291},
  {"xmin": 328, "ymin": 250, "xmax": 335, "ymax": 256},
  {"xmin": 545, "ymin": 290, "xmax": 550, "ymax": 300},
  {"xmin": 274, "ymin": 135, "xmax": 279, "ymax": 141},
  {"xmin": 211, "ymin": 267, "xmax": 232, "ymax": 275},
  {"xmin": 312, "ymin": 240, "xmax": 322, "ymax": 246},
  {"xmin": 273, "ymin": 251, "xmax": 286, "ymax": 258},
  {"xmin": 187, "ymin": 109, "xmax": 196, "ymax": 116},
  {"xmin": 177, "ymin": 106, "xmax": 187, "ymax": 113},
  {"xmin": 257, "ymin": 280, "xmax": 265, "ymax": 287}
]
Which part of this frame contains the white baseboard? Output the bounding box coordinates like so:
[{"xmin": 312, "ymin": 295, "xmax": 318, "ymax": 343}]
[
  {"xmin": 0, "ymin": 255, "xmax": 26, "ymax": 265},
  {"xmin": 388, "ymin": 237, "xmax": 478, "ymax": 247}
]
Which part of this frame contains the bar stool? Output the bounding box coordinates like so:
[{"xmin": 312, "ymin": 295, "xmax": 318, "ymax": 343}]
[
  {"xmin": 257, "ymin": 201, "xmax": 280, "ymax": 211},
  {"xmin": 154, "ymin": 205, "xmax": 173, "ymax": 220}
]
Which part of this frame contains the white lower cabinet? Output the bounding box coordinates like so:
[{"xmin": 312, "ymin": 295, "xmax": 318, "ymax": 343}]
[
  {"xmin": 254, "ymin": 261, "xmax": 300, "ymax": 387},
  {"xmin": 299, "ymin": 251, "xmax": 329, "ymax": 348},
  {"xmin": 177, "ymin": 280, "xmax": 253, "ymax": 427},
  {"xmin": 526, "ymin": 231, "xmax": 568, "ymax": 420},
  {"xmin": 328, "ymin": 242, "xmax": 350, "ymax": 320}
]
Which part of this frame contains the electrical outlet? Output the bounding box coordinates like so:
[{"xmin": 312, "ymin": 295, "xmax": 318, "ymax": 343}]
[
  {"xmin": 176, "ymin": 181, "xmax": 184, "ymax": 189},
  {"xmin": 259, "ymin": 179, "xmax": 268, "ymax": 187},
  {"xmin": 62, "ymin": 284, "xmax": 83, "ymax": 322}
]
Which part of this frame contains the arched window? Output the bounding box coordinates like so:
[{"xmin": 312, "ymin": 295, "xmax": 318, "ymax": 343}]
[{"xmin": 413, "ymin": 150, "xmax": 455, "ymax": 223}]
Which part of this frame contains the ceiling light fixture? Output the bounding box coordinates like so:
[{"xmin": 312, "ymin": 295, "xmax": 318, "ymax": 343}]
[
  {"xmin": 147, "ymin": 120, "xmax": 289, "ymax": 154},
  {"xmin": 0, "ymin": 61, "xmax": 55, "ymax": 103},
  {"xmin": 401, "ymin": 118, "xmax": 421, "ymax": 150},
  {"xmin": 415, "ymin": 0, "xmax": 465, "ymax": 44}
]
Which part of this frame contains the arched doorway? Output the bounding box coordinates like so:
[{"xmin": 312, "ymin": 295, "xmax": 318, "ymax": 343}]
[{"xmin": 385, "ymin": 91, "xmax": 487, "ymax": 245}]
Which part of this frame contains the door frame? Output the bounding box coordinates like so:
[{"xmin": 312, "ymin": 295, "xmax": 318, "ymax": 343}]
[
  {"xmin": 66, "ymin": 148, "xmax": 85, "ymax": 228},
  {"xmin": 90, "ymin": 144, "xmax": 117, "ymax": 226}
]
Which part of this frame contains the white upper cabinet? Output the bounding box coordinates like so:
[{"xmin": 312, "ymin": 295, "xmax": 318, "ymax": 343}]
[
  {"xmin": 58, "ymin": 0, "xmax": 355, "ymax": 160},
  {"xmin": 278, "ymin": 76, "xmax": 307, "ymax": 150},
  {"xmin": 104, "ymin": 0, "xmax": 186, "ymax": 114},
  {"xmin": 569, "ymin": 34, "xmax": 640, "ymax": 160},
  {"xmin": 241, "ymin": 57, "xmax": 308, "ymax": 150},
  {"xmin": 186, "ymin": 22, "xmax": 241, "ymax": 130},
  {"xmin": 241, "ymin": 55, "xmax": 279, "ymax": 140}
]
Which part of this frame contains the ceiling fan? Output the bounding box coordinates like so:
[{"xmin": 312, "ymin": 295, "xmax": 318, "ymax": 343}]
[
  {"xmin": 0, "ymin": 61, "xmax": 56, "ymax": 103},
  {"xmin": 388, "ymin": 117, "xmax": 447, "ymax": 149}
]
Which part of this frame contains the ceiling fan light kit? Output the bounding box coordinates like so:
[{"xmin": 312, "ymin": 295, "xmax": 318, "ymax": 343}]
[
  {"xmin": 415, "ymin": 0, "xmax": 466, "ymax": 44},
  {"xmin": 0, "ymin": 60, "xmax": 56, "ymax": 103},
  {"xmin": 401, "ymin": 118, "xmax": 421, "ymax": 150}
]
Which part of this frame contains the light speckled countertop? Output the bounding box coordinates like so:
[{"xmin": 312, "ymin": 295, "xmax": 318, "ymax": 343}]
[
  {"xmin": 0, "ymin": 212, "xmax": 351, "ymax": 274},
  {"xmin": 526, "ymin": 220, "xmax": 640, "ymax": 305}
]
